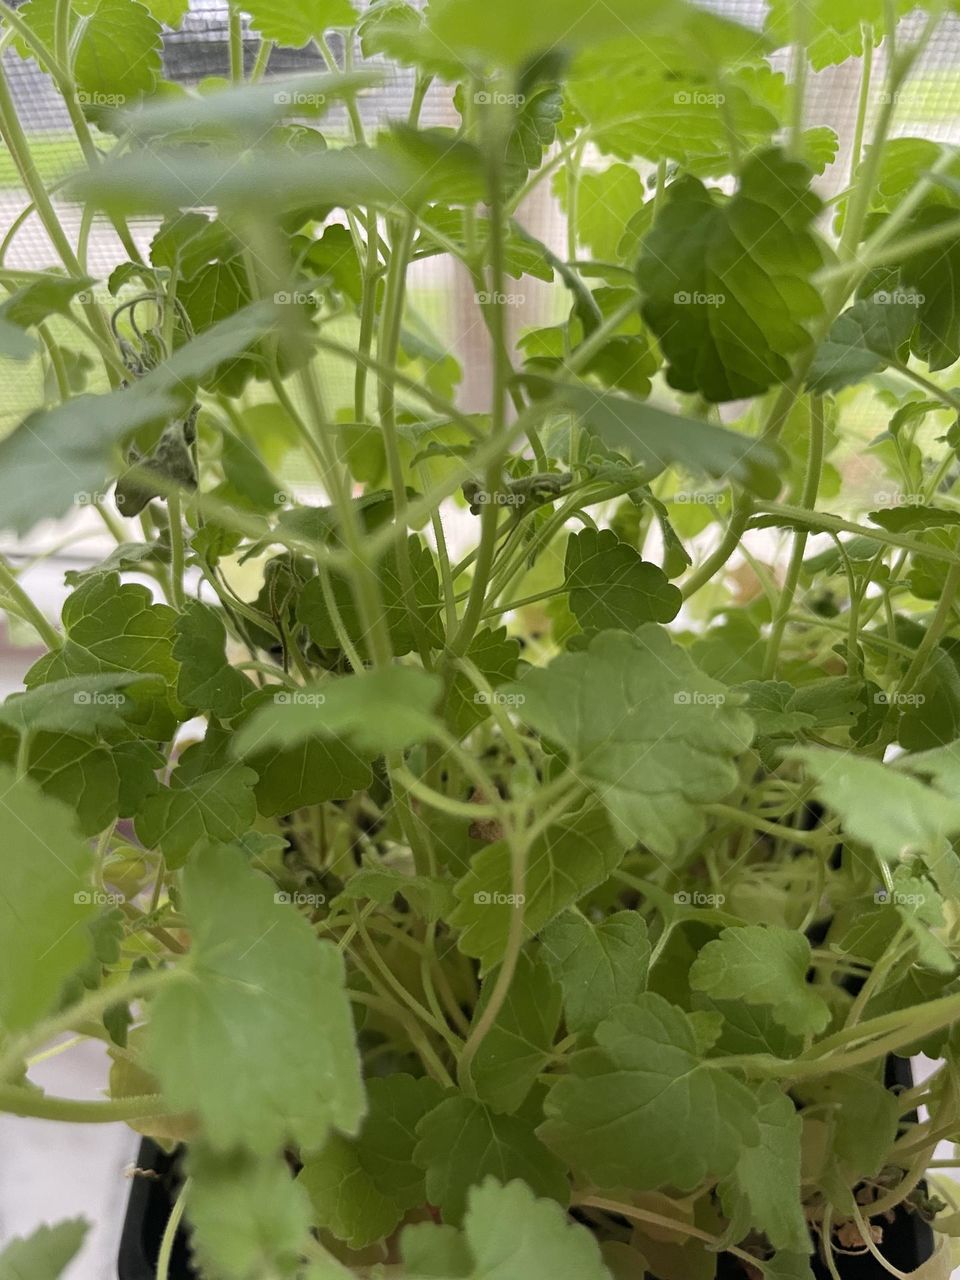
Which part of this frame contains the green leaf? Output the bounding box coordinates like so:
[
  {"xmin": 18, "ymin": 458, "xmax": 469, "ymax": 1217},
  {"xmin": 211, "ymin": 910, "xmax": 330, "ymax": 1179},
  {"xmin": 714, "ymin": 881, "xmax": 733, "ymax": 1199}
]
[
  {"xmin": 300, "ymin": 1135, "xmax": 403, "ymax": 1250},
  {"xmin": 299, "ymin": 1075, "xmax": 444, "ymax": 1250},
  {"xmin": 426, "ymin": 0, "xmax": 762, "ymax": 70},
  {"xmin": 543, "ymin": 384, "xmax": 785, "ymax": 498},
  {"xmin": 564, "ymin": 529, "xmax": 681, "ymax": 631},
  {"xmin": 463, "ymin": 1178, "xmax": 612, "ymax": 1280},
  {"xmin": 539, "ymin": 993, "xmax": 759, "ymax": 1191},
  {"xmin": 506, "ymin": 628, "xmax": 753, "ymax": 854},
  {"xmin": 234, "ymin": 667, "xmax": 442, "ymax": 758},
  {"xmin": 689, "ymin": 925, "xmax": 830, "ymax": 1035},
  {"xmin": 14, "ymin": 731, "xmax": 121, "ymax": 836},
  {"xmin": 26, "ymin": 575, "xmax": 180, "ymax": 737},
  {"xmin": 414, "ymin": 1095, "xmax": 568, "ymax": 1223},
  {"xmin": 0, "ymin": 768, "xmax": 95, "ymax": 1031},
  {"xmin": 243, "ymin": 0, "xmax": 356, "ymax": 47},
  {"xmin": 807, "ymin": 297, "xmax": 916, "ymax": 393},
  {"xmin": 298, "ymin": 537, "xmax": 443, "ymax": 659},
  {"xmin": 0, "ymin": 276, "xmax": 93, "ymax": 332},
  {"xmin": 150, "ymin": 213, "xmax": 237, "ymax": 278},
  {"xmin": 789, "ymin": 746, "xmax": 960, "ymax": 867},
  {"xmin": 71, "ymin": 130, "xmax": 485, "ymax": 216},
  {"xmin": 353, "ymin": 1074, "xmax": 445, "ymax": 1207},
  {"xmin": 0, "ymin": 1219, "xmax": 89, "ymax": 1280},
  {"xmin": 121, "ymin": 70, "xmax": 377, "ymax": 138},
  {"xmin": 0, "ymin": 307, "xmax": 274, "ymax": 535},
  {"xmin": 796, "ymin": 1072, "xmax": 900, "ymax": 1188},
  {"xmin": 135, "ymin": 742, "xmax": 258, "ymax": 869},
  {"xmin": 450, "ymin": 805, "xmax": 625, "ymax": 972},
  {"xmin": 146, "ymin": 842, "xmax": 364, "ymax": 1153},
  {"xmin": 174, "ymin": 601, "xmax": 255, "ymax": 720},
  {"xmin": 247, "ymin": 736, "xmax": 372, "ymax": 818},
  {"xmin": 540, "ymin": 910, "xmax": 649, "ymax": 1034},
  {"xmin": 895, "ymin": 205, "xmax": 960, "ymax": 372},
  {"xmin": 187, "ymin": 1146, "xmax": 313, "ymax": 1280},
  {"xmin": 469, "ymin": 951, "xmax": 561, "ymax": 1114},
  {"xmin": 567, "ymin": 69, "xmax": 779, "ymax": 168},
  {"xmin": 766, "ymin": 0, "xmax": 917, "ymax": 71},
  {"xmin": 336, "ymin": 868, "xmax": 455, "ymax": 923},
  {"xmin": 638, "ymin": 149, "xmax": 825, "ymax": 402},
  {"xmin": 447, "ymin": 627, "xmax": 520, "ymax": 739},
  {"xmin": 563, "ymin": 164, "xmax": 645, "ymax": 262},
  {"xmin": 0, "ymin": 673, "xmax": 149, "ymax": 736},
  {"xmin": 868, "ymin": 505, "xmax": 960, "ymax": 534}
]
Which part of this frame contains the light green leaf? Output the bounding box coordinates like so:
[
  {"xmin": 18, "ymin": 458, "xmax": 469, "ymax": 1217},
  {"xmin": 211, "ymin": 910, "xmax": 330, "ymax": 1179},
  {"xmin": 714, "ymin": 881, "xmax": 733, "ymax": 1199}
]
[
  {"xmin": 0, "ymin": 1219, "xmax": 88, "ymax": 1280},
  {"xmin": 121, "ymin": 70, "xmax": 377, "ymax": 137},
  {"xmin": 540, "ymin": 910, "xmax": 649, "ymax": 1034},
  {"xmin": 689, "ymin": 925, "xmax": 830, "ymax": 1036},
  {"xmin": 639, "ymin": 149, "xmax": 825, "ymax": 402},
  {"xmin": 0, "ymin": 673, "xmax": 150, "ymax": 736},
  {"xmin": 71, "ymin": 131, "xmax": 485, "ymax": 216},
  {"xmin": 544, "ymin": 384, "xmax": 785, "ymax": 498},
  {"xmin": 789, "ymin": 746, "xmax": 960, "ymax": 868},
  {"xmin": 539, "ymin": 993, "xmax": 760, "ymax": 1191},
  {"xmin": 0, "ymin": 768, "xmax": 94, "ymax": 1032},
  {"xmin": 463, "ymin": 1178, "xmax": 612, "ymax": 1280},
  {"xmin": 414, "ymin": 1096, "xmax": 568, "ymax": 1223},
  {"xmin": 234, "ymin": 667, "xmax": 441, "ymax": 758},
  {"xmin": 564, "ymin": 529, "xmax": 681, "ymax": 631},
  {"xmin": 766, "ymin": 0, "xmax": 915, "ymax": 71},
  {"xmin": 469, "ymin": 950, "xmax": 561, "ymax": 1114},
  {"xmin": 506, "ymin": 628, "xmax": 753, "ymax": 855},
  {"xmin": 567, "ymin": 70, "xmax": 779, "ymax": 168},
  {"xmin": 868, "ymin": 506, "xmax": 960, "ymax": 534},
  {"xmin": 243, "ymin": 0, "xmax": 356, "ymax": 47},
  {"xmin": 450, "ymin": 805, "xmax": 625, "ymax": 972},
  {"xmin": 0, "ymin": 307, "xmax": 274, "ymax": 535},
  {"xmin": 187, "ymin": 1146, "xmax": 313, "ymax": 1280},
  {"xmin": 719, "ymin": 1082, "xmax": 809, "ymax": 1254},
  {"xmin": 563, "ymin": 165, "xmax": 644, "ymax": 262},
  {"xmin": 146, "ymin": 842, "xmax": 364, "ymax": 1152}
]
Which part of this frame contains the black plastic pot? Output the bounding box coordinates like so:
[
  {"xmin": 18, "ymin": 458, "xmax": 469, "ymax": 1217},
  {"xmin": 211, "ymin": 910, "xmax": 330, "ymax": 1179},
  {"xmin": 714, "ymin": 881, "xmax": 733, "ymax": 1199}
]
[{"xmin": 118, "ymin": 1139, "xmax": 196, "ymax": 1280}]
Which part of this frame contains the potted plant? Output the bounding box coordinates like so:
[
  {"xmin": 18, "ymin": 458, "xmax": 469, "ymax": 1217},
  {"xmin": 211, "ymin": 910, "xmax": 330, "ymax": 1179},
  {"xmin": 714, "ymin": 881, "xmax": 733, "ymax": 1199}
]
[{"xmin": 2, "ymin": 0, "xmax": 960, "ymax": 1277}]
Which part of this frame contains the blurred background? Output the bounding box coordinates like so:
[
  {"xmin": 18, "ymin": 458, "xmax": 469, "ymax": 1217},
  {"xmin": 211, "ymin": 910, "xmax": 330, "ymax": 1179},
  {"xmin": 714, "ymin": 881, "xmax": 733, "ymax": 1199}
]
[{"xmin": 3, "ymin": 0, "xmax": 960, "ymax": 1274}]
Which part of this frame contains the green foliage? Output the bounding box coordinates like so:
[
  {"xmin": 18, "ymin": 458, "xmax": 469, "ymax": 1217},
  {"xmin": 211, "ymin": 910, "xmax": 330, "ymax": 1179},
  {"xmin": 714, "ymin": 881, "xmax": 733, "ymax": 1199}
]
[{"xmin": 5, "ymin": 6, "xmax": 960, "ymax": 1277}]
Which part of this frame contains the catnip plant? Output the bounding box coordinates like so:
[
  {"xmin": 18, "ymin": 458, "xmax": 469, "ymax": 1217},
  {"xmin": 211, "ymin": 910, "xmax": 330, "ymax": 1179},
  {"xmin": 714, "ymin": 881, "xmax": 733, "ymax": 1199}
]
[{"xmin": 2, "ymin": 0, "xmax": 960, "ymax": 1278}]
